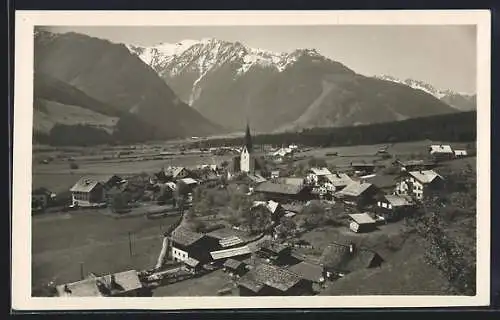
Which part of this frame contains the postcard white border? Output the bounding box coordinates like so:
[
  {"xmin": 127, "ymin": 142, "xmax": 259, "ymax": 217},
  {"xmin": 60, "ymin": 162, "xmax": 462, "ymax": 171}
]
[{"xmin": 12, "ymin": 10, "xmax": 491, "ymax": 310}]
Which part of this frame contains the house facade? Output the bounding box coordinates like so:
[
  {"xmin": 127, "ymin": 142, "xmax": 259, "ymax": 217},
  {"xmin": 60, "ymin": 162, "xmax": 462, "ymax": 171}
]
[
  {"xmin": 169, "ymin": 228, "xmax": 220, "ymax": 265},
  {"xmin": 348, "ymin": 213, "xmax": 377, "ymax": 233},
  {"xmin": 395, "ymin": 170, "xmax": 445, "ymax": 201},
  {"xmin": 376, "ymin": 194, "xmax": 415, "ymax": 222},
  {"xmin": 429, "ymin": 145, "xmax": 454, "ymax": 161},
  {"xmin": 69, "ymin": 178, "xmax": 106, "ymax": 207}
]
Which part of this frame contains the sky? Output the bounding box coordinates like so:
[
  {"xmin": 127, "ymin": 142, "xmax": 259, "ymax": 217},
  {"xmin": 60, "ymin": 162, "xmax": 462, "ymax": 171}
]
[{"xmin": 44, "ymin": 25, "xmax": 477, "ymax": 93}]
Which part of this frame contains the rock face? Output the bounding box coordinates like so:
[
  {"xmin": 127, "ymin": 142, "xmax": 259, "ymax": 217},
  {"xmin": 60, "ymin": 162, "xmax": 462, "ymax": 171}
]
[
  {"xmin": 33, "ymin": 30, "xmax": 223, "ymax": 145},
  {"xmin": 129, "ymin": 38, "xmax": 460, "ymax": 133}
]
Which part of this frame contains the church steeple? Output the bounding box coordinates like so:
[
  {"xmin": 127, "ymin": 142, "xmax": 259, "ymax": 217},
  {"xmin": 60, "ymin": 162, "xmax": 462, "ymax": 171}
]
[{"xmin": 244, "ymin": 121, "xmax": 253, "ymax": 153}]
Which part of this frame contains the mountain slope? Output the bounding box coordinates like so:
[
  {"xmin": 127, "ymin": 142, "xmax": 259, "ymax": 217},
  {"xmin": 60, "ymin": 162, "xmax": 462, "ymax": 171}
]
[
  {"xmin": 374, "ymin": 75, "xmax": 476, "ymax": 111},
  {"xmin": 128, "ymin": 39, "xmax": 460, "ymax": 132},
  {"xmin": 34, "ymin": 30, "xmax": 223, "ymax": 144}
]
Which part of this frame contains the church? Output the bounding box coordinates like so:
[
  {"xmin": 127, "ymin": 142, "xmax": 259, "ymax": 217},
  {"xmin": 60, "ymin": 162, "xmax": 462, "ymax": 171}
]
[{"xmin": 240, "ymin": 123, "xmax": 255, "ymax": 173}]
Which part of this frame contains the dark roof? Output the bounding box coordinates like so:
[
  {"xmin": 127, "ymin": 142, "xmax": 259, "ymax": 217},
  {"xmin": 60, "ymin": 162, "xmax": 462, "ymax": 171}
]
[
  {"xmin": 365, "ymin": 174, "xmax": 397, "ymax": 190},
  {"xmin": 288, "ymin": 261, "xmax": 324, "ymax": 282},
  {"xmin": 170, "ymin": 227, "xmax": 206, "ymax": 247},
  {"xmin": 254, "ymin": 181, "xmax": 306, "ymax": 195},
  {"xmin": 319, "ymin": 243, "xmax": 382, "ymax": 273},
  {"xmin": 238, "ymin": 263, "xmax": 302, "ymax": 292},
  {"xmin": 260, "ymin": 240, "xmax": 290, "ymax": 255},
  {"xmin": 223, "ymin": 258, "xmax": 245, "ymax": 270},
  {"xmin": 281, "ymin": 203, "xmax": 304, "ymax": 213}
]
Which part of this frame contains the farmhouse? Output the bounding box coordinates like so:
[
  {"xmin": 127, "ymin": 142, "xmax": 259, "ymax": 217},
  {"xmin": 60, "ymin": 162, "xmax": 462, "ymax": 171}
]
[
  {"xmin": 169, "ymin": 227, "xmax": 220, "ymax": 264},
  {"xmin": 254, "ymin": 181, "xmax": 312, "ymax": 203},
  {"xmin": 306, "ymin": 167, "xmax": 332, "ymax": 185},
  {"xmin": 32, "ymin": 187, "xmax": 56, "ymax": 211},
  {"xmin": 252, "ymin": 200, "xmax": 284, "ymax": 221},
  {"xmin": 394, "ymin": 159, "xmax": 436, "ymax": 172},
  {"xmin": 56, "ymin": 270, "xmax": 143, "ymax": 297},
  {"xmin": 271, "ymin": 170, "xmax": 280, "ymax": 179},
  {"xmin": 376, "ymin": 194, "xmax": 415, "ymax": 222},
  {"xmin": 237, "ymin": 263, "xmax": 313, "ymax": 296},
  {"xmin": 223, "ymin": 259, "xmax": 248, "ymax": 276},
  {"xmin": 334, "ymin": 181, "xmax": 378, "ymax": 207},
  {"xmin": 363, "ymin": 174, "xmax": 397, "ymax": 194},
  {"xmin": 454, "ymin": 149, "xmax": 468, "ymax": 158},
  {"xmin": 319, "ymin": 243, "xmax": 383, "ymax": 279},
  {"xmin": 347, "ymin": 213, "xmax": 377, "ymax": 233},
  {"xmin": 323, "ymin": 173, "xmax": 353, "ymax": 191},
  {"xmin": 395, "ymin": 170, "xmax": 445, "ymax": 201},
  {"xmin": 69, "ymin": 177, "xmax": 106, "ymax": 207},
  {"xmin": 429, "ymin": 144, "xmax": 454, "ymax": 161},
  {"xmin": 258, "ymin": 241, "xmax": 299, "ymax": 265},
  {"xmin": 164, "ymin": 166, "xmax": 191, "ymax": 181},
  {"xmin": 288, "ymin": 261, "xmax": 325, "ymax": 284},
  {"xmin": 350, "ymin": 162, "xmax": 376, "ymax": 174}
]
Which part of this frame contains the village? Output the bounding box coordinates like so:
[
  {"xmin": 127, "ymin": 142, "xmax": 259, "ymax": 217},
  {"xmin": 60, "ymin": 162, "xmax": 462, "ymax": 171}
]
[{"xmin": 32, "ymin": 124, "xmax": 476, "ymax": 297}]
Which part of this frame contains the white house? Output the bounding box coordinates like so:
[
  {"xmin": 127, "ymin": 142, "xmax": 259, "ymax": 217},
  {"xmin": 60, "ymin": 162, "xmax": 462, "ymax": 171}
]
[
  {"xmin": 454, "ymin": 149, "xmax": 468, "ymax": 158},
  {"xmin": 429, "ymin": 144, "xmax": 454, "ymax": 161},
  {"xmin": 306, "ymin": 167, "xmax": 332, "ymax": 185},
  {"xmin": 69, "ymin": 177, "xmax": 106, "ymax": 207},
  {"xmin": 395, "ymin": 170, "xmax": 445, "ymax": 200}
]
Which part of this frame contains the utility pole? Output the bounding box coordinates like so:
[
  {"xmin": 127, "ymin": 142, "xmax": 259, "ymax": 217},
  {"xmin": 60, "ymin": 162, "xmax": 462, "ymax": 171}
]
[
  {"xmin": 80, "ymin": 262, "xmax": 84, "ymax": 280},
  {"xmin": 128, "ymin": 232, "xmax": 133, "ymax": 258}
]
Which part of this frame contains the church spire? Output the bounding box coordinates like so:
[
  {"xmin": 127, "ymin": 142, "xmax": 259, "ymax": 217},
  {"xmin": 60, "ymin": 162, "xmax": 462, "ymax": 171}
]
[{"xmin": 244, "ymin": 121, "xmax": 253, "ymax": 153}]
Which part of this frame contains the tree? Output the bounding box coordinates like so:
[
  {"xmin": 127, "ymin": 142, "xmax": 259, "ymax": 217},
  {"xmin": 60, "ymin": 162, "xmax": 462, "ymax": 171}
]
[
  {"xmin": 275, "ymin": 217, "xmax": 297, "ymax": 239},
  {"xmin": 111, "ymin": 192, "xmax": 131, "ymax": 213},
  {"xmin": 302, "ymin": 200, "xmax": 326, "ymax": 228},
  {"xmin": 308, "ymin": 157, "xmax": 327, "ymax": 168},
  {"xmin": 175, "ymin": 180, "xmax": 191, "ymax": 215},
  {"xmin": 69, "ymin": 162, "xmax": 79, "ymax": 170}
]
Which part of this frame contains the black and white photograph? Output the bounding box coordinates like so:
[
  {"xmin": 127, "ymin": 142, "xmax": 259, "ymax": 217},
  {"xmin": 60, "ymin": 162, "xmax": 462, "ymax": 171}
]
[{"xmin": 12, "ymin": 10, "xmax": 491, "ymax": 310}]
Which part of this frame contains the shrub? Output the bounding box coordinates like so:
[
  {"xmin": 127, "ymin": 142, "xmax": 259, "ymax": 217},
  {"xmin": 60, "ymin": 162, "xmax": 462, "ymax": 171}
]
[{"xmin": 69, "ymin": 162, "xmax": 79, "ymax": 170}]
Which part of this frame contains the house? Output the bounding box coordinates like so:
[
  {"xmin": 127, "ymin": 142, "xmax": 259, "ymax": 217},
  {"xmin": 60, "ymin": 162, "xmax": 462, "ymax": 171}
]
[
  {"xmin": 454, "ymin": 149, "xmax": 468, "ymax": 158},
  {"xmin": 334, "ymin": 181, "xmax": 378, "ymax": 207},
  {"xmin": 237, "ymin": 263, "xmax": 313, "ymax": 296},
  {"xmin": 347, "ymin": 213, "xmax": 377, "ymax": 233},
  {"xmin": 319, "ymin": 243, "xmax": 383, "ymax": 279},
  {"xmin": 56, "ymin": 270, "xmax": 143, "ymax": 297},
  {"xmin": 288, "ymin": 261, "xmax": 325, "ymax": 284},
  {"xmin": 252, "ymin": 200, "xmax": 284, "ymax": 221},
  {"xmin": 207, "ymin": 227, "xmax": 247, "ymax": 249},
  {"xmin": 277, "ymin": 177, "xmax": 305, "ymax": 187},
  {"xmin": 271, "ymin": 170, "xmax": 280, "ymax": 179},
  {"xmin": 306, "ymin": 167, "xmax": 332, "ymax": 185},
  {"xmin": 32, "ymin": 187, "xmax": 56, "ymax": 211},
  {"xmin": 169, "ymin": 227, "xmax": 220, "ymax": 264},
  {"xmin": 210, "ymin": 246, "xmax": 252, "ymax": 263},
  {"xmin": 281, "ymin": 203, "xmax": 305, "ymax": 217},
  {"xmin": 363, "ymin": 174, "xmax": 397, "ymax": 194},
  {"xmin": 246, "ymin": 173, "xmax": 268, "ymax": 185},
  {"xmin": 323, "ymin": 173, "xmax": 353, "ymax": 191},
  {"xmin": 376, "ymin": 194, "xmax": 415, "ymax": 222},
  {"xmin": 101, "ymin": 174, "xmax": 125, "ymax": 189},
  {"xmin": 164, "ymin": 166, "xmax": 191, "ymax": 181},
  {"xmin": 395, "ymin": 170, "xmax": 445, "ymax": 201},
  {"xmin": 183, "ymin": 257, "xmax": 203, "ymax": 274},
  {"xmin": 223, "ymin": 258, "xmax": 248, "ymax": 276},
  {"xmin": 69, "ymin": 177, "xmax": 106, "ymax": 207},
  {"xmin": 254, "ymin": 181, "xmax": 312, "ymax": 203},
  {"xmin": 429, "ymin": 144, "xmax": 454, "ymax": 161},
  {"xmin": 258, "ymin": 241, "xmax": 299, "ymax": 265},
  {"xmin": 350, "ymin": 162, "xmax": 376, "ymax": 174},
  {"xmin": 394, "ymin": 159, "xmax": 436, "ymax": 172},
  {"xmin": 273, "ymin": 147, "xmax": 294, "ymax": 158}
]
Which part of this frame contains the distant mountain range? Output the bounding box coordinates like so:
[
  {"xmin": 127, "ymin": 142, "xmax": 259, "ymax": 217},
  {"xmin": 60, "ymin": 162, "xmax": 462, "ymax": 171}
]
[
  {"xmin": 127, "ymin": 38, "xmax": 463, "ymax": 133},
  {"xmin": 374, "ymin": 75, "xmax": 476, "ymax": 111},
  {"xmin": 32, "ymin": 31, "xmax": 471, "ymax": 146},
  {"xmin": 33, "ymin": 30, "xmax": 223, "ymax": 146}
]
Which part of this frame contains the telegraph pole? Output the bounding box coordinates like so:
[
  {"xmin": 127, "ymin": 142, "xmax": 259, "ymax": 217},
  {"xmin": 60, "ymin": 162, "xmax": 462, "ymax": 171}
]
[{"xmin": 128, "ymin": 232, "xmax": 133, "ymax": 258}]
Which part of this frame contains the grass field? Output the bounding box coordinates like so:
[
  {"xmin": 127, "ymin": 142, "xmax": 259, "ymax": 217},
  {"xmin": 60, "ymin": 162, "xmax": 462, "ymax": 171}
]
[{"xmin": 32, "ymin": 210, "xmax": 179, "ymax": 294}]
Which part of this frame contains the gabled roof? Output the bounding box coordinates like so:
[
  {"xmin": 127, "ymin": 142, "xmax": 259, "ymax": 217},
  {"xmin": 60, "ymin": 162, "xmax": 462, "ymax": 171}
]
[
  {"xmin": 254, "ymin": 181, "xmax": 306, "ymax": 195},
  {"xmin": 348, "ymin": 213, "xmax": 376, "ymax": 225},
  {"xmin": 277, "ymin": 177, "xmax": 305, "ymax": 186},
  {"xmin": 170, "ymin": 228, "xmax": 206, "ymax": 247},
  {"xmin": 210, "ymin": 245, "xmax": 252, "ymax": 260},
  {"xmin": 184, "ymin": 257, "xmax": 200, "ymax": 268},
  {"xmin": 69, "ymin": 177, "xmax": 101, "ymax": 193},
  {"xmin": 165, "ymin": 166, "xmax": 187, "ymax": 178},
  {"xmin": 288, "ymin": 261, "xmax": 324, "ymax": 282},
  {"xmin": 429, "ymin": 144, "xmax": 453, "ymax": 154},
  {"xmin": 454, "ymin": 149, "xmax": 468, "ymax": 156},
  {"xmin": 324, "ymin": 173, "xmax": 353, "ymax": 187},
  {"xmin": 319, "ymin": 243, "xmax": 382, "ymax": 273},
  {"xmin": 56, "ymin": 270, "xmax": 142, "ymax": 297},
  {"xmin": 364, "ymin": 174, "xmax": 397, "ymax": 190},
  {"xmin": 247, "ymin": 174, "xmax": 267, "ymax": 184},
  {"xmin": 252, "ymin": 200, "xmax": 281, "ymax": 214},
  {"xmin": 383, "ymin": 194, "xmax": 414, "ymax": 207},
  {"xmin": 309, "ymin": 167, "xmax": 332, "ymax": 176},
  {"xmin": 408, "ymin": 170, "xmax": 443, "ymax": 184},
  {"xmin": 179, "ymin": 177, "xmax": 198, "ymax": 185},
  {"xmin": 260, "ymin": 240, "xmax": 290, "ymax": 255},
  {"xmin": 238, "ymin": 263, "xmax": 302, "ymax": 292},
  {"xmin": 223, "ymin": 258, "xmax": 245, "ymax": 270},
  {"xmin": 336, "ymin": 181, "xmax": 374, "ymax": 197}
]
